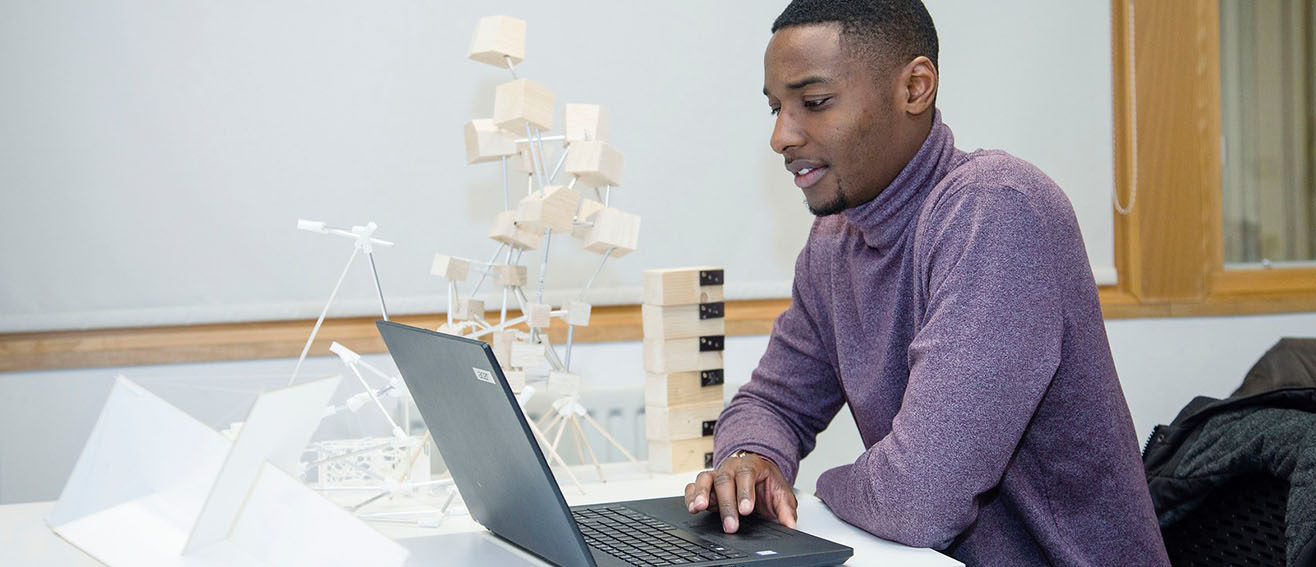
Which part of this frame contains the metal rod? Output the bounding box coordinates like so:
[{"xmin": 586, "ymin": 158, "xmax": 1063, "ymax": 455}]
[
  {"xmin": 514, "ymin": 135, "xmax": 566, "ymax": 143},
  {"xmin": 604, "ymin": 185, "xmax": 611, "ymax": 208},
  {"xmin": 565, "ymin": 325, "xmax": 575, "ymax": 371},
  {"xmin": 504, "ymin": 55, "xmax": 518, "ymax": 79},
  {"xmin": 533, "ymin": 127, "xmax": 551, "ymax": 189},
  {"xmin": 470, "ymin": 243, "xmax": 506, "ymax": 298},
  {"xmin": 501, "ymin": 155, "xmax": 510, "ymax": 210},
  {"xmin": 575, "ymin": 248, "xmax": 614, "ymax": 302},
  {"xmin": 524, "ymin": 123, "xmax": 546, "ymax": 191},
  {"xmin": 290, "ymin": 247, "xmax": 359, "ymax": 386},
  {"xmin": 366, "ymin": 250, "xmax": 389, "ymax": 321},
  {"xmin": 537, "ymin": 231, "xmax": 552, "ymax": 303},
  {"xmin": 549, "ymin": 145, "xmax": 571, "ymax": 183}
]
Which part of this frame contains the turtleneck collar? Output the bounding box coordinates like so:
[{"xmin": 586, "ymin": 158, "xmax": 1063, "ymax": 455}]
[{"xmin": 841, "ymin": 110, "xmax": 958, "ymax": 250}]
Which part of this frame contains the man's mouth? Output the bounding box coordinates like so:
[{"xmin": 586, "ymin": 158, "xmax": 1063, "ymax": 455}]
[{"xmin": 794, "ymin": 166, "xmax": 829, "ymax": 189}]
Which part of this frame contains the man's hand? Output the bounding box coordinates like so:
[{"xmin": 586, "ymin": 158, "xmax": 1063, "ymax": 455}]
[{"xmin": 683, "ymin": 451, "xmax": 798, "ymax": 533}]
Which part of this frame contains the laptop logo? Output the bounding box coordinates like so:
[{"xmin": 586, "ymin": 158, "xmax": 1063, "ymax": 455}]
[{"xmin": 472, "ymin": 367, "xmax": 496, "ymax": 384}]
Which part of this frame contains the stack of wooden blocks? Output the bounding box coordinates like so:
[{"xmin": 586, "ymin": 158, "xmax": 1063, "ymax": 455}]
[{"xmin": 642, "ymin": 267, "xmax": 726, "ymax": 474}]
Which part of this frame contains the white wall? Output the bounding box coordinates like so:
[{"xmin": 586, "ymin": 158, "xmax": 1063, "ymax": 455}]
[
  {"xmin": 4, "ymin": 311, "xmax": 1313, "ymax": 504},
  {"xmin": 0, "ymin": 0, "xmax": 1116, "ymax": 332}
]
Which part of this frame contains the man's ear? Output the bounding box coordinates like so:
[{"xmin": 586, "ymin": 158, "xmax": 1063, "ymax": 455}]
[{"xmin": 900, "ymin": 56, "xmax": 937, "ymax": 115}]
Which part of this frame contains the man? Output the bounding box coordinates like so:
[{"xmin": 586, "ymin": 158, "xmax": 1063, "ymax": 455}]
[{"xmin": 683, "ymin": 1, "xmax": 1170, "ymax": 565}]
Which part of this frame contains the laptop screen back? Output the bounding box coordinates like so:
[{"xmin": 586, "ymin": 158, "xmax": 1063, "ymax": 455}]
[{"xmin": 377, "ymin": 321, "xmax": 595, "ymax": 567}]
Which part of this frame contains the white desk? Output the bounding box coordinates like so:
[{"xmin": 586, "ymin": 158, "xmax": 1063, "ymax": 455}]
[{"xmin": 0, "ymin": 463, "xmax": 961, "ymax": 566}]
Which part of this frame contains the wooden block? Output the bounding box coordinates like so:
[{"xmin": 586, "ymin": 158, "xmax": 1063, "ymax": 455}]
[
  {"xmin": 464, "ymin": 119, "xmax": 518, "ymax": 164},
  {"xmin": 525, "ymin": 302, "xmax": 552, "ymax": 328},
  {"xmin": 492, "ymin": 331, "xmax": 515, "ymax": 368},
  {"xmin": 641, "ymin": 303, "xmax": 725, "ymax": 340},
  {"xmin": 564, "ymin": 103, "xmax": 609, "ymax": 144},
  {"xmin": 489, "ymin": 210, "xmax": 544, "ymax": 250},
  {"xmin": 516, "ymin": 186, "xmax": 580, "ymax": 232},
  {"xmin": 645, "ymin": 370, "xmax": 725, "ymax": 408},
  {"xmin": 430, "ymin": 254, "xmax": 471, "ymax": 281},
  {"xmin": 572, "ymin": 199, "xmax": 605, "ymax": 238},
  {"xmin": 548, "ymin": 371, "xmax": 581, "ymax": 394},
  {"xmin": 648, "ymin": 437, "xmax": 716, "ymax": 474},
  {"xmin": 643, "ymin": 267, "xmax": 726, "ymax": 306},
  {"xmin": 493, "ymin": 78, "xmax": 554, "ymax": 133},
  {"xmin": 509, "ymin": 141, "xmax": 536, "ymax": 174},
  {"xmin": 492, "ymin": 264, "xmax": 528, "ymax": 286},
  {"xmin": 504, "ymin": 369, "xmax": 527, "ymax": 393},
  {"xmin": 452, "ymin": 299, "xmax": 485, "ymax": 321},
  {"xmin": 643, "ymin": 336, "xmax": 725, "ymax": 374},
  {"xmin": 468, "ymin": 15, "xmax": 526, "ymax": 68},
  {"xmin": 565, "ymin": 302, "xmax": 591, "ymax": 326},
  {"xmin": 511, "ymin": 339, "xmax": 545, "ymax": 369},
  {"xmin": 564, "ymin": 141, "xmax": 624, "ymax": 187},
  {"xmin": 584, "ymin": 207, "xmax": 640, "ymax": 257},
  {"xmin": 645, "ymin": 401, "xmax": 723, "ymax": 441}
]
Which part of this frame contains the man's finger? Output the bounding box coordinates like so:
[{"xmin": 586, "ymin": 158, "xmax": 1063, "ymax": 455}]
[
  {"xmin": 690, "ymin": 471, "xmax": 713, "ymax": 512},
  {"xmin": 684, "ymin": 482, "xmax": 698, "ymax": 513},
  {"xmin": 775, "ymin": 493, "xmax": 797, "ymax": 529},
  {"xmin": 735, "ymin": 463, "xmax": 755, "ymax": 516},
  {"xmin": 712, "ymin": 470, "xmax": 740, "ymax": 533}
]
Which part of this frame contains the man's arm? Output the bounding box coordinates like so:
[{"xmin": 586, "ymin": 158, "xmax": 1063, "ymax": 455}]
[
  {"xmin": 814, "ymin": 185, "xmax": 1065, "ymax": 549},
  {"xmin": 686, "ymin": 241, "xmax": 846, "ymax": 531}
]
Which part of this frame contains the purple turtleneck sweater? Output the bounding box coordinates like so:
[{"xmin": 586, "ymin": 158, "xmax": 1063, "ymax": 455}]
[{"xmin": 714, "ymin": 114, "xmax": 1169, "ymax": 566}]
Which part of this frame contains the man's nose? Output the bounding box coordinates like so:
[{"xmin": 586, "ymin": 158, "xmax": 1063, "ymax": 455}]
[{"xmin": 769, "ymin": 111, "xmax": 803, "ymax": 155}]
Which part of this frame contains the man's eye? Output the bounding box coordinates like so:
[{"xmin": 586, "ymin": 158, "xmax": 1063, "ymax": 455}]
[{"xmin": 803, "ymin": 97, "xmax": 830, "ymax": 109}]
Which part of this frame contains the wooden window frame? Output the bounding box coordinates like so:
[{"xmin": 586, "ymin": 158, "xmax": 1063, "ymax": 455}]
[
  {"xmin": 2, "ymin": 1, "xmax": 1313, "ymax": 372},
  {"xmin": 1108, "ymin": 0, "xmax": 1316, "ymax": 318}
]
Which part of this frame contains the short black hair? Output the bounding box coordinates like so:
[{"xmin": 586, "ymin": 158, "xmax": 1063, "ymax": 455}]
[{"xmin": 772, "ymin": 0, "xmax": 939, "ymax": 72}]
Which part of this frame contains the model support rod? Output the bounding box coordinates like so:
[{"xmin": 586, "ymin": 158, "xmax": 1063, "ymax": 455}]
[
  {"xmin": 290, "ymin": 247, "xmax": 359, "ymax": 386},
  {"xmin": 366, "ymin": 251, "xmax": 389, "ymax": 322}
]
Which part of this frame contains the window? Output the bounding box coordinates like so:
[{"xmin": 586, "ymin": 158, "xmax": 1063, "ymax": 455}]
[{"xmin": 1219, "ymin": 0, "xmax": 1316, "ymax": 266}]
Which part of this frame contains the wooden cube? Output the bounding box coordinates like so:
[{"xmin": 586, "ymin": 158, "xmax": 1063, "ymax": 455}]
[
  {"xmin": 430, "ymin": 254, "xmax": 471, "ymax": 281},
  {"xmin": 648, "ymin": 437, "xmax": 716, "ymax": 474},
  {"xmin": 511, "ymin": 339, "xmax": 545, "ymax": 369},
  {"xmin": 645, "ymin": 370, "xmax": 725, "ymax": 408},
  {"xmin": 525, "ymin": 302, "xmax": 552, "ymax": 328},
  {"xmin": 643, "ymin": 267, "xmax": 725, "ymax": 305},
  {"xmin": 548, "ymin": 371, "xmax": 582, "ymax": 395},
  {"xmin": 493, "ymin": 79, "xmax": 554, "ymax": 133},
  {"xmin": 564, "ymin": 141, "xmax": 624, "ymax": 187},
  {"xmin": 492, "ymin": 331, "xmax": 516, "ymax": 368},
  {"xmin": 641, "ymin": 303, "xmax": 725, "ymax": 340},
  {"xmin": 565, "ymin": 302, "xmax": 591, "ymax": 326},
  {"xmin": 452, "ymin": 299, "xmax": 485, "ymax": 321},
  {"xmin": 643, "ymin": 336, "xmax": 725, "ymax": 374},
  {"xmin": 645, "ymin": 401, "xmax": 723, "ymax": 441},
  {"xmin": 516, "ymin": 185, "xmax": 580, "ymax": 232},
  {"xmin": 509, "ymin": 141, "xmax": 537, "ymax": 174},
  {"xmin": 572, "ymin": 199, "xmax": 605, "ymax": 238},
  {"xmin": 504, "ymin": 369, "xmax": 527, "ymax": 393},
  {"xmin": 564, "ymin": 103, "xmax": 609, "ymax": 145},
  {"xmin": 468, "ymin": 15, "xmax": 526, "ymax": 68},
  {"xmin": 584, "ymin": 207, "xmax": 640, "ymax": 257},
  {"xmin": 489, "ymin": 210, "xmax": 544, "ymax": 250},
  {"xmin": 464, "ymin": 119, "xmax": 518, "ymax": 164},
  {"xmin": 492, "ymin": 264, "xmax": 528, "ymax": 286}
]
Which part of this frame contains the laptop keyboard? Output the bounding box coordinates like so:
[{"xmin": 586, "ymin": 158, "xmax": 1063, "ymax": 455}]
[{"xmin": 573, "ymin": 505, "xmax": 749, "ymax": 565}]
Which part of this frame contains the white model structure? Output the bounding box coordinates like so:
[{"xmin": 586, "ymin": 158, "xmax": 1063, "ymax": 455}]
[
  {"xmin": 432, "ymin": 15, "xmax": 644, "ymax": 486},
  {"xmin": 49, "ymin": 375, "xmax": 408, "ymax": 567}
]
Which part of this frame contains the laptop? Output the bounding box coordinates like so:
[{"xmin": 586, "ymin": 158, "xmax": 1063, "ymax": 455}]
[{"xmin": 377, "ymin": 321, "xmax": 853, "ymax": 567}]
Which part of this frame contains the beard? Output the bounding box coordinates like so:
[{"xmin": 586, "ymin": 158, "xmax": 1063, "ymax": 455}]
[{"xmin": 806, "ymin": 180, "xmax": 849, "ymax": 216}]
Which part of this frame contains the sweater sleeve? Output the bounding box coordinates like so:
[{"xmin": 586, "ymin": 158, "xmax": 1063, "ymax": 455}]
[
  {"xmin": 814, "ymin": 185, "xmax": 1064, "ymax": 549},
  {"xmin": 713, "ymin": 239, "xmax": 845, "ymax": 486}
]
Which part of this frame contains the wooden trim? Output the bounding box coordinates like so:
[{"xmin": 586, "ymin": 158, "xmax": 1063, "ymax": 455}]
[
  {"xmin": 1210, "ymin": 267, "xmax": 1316, "ymax": 296},
  {"xmin": 1115, "ymin": 0, "xmax": 1222, "ymax": 303},
  {"xmin": 0, "ymin": 299, "xmax": 794, "ymax": 373}
]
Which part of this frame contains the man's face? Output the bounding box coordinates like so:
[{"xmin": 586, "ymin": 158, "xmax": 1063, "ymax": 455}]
[{"xmin": 764, "ymin": 24, "xmax": 904, "ymax": 216}]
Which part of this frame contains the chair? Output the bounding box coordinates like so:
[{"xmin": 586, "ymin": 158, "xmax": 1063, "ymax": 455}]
[{"xmin": 1161, "ymin": 473, "xmax": 1289, "ymax": 567}]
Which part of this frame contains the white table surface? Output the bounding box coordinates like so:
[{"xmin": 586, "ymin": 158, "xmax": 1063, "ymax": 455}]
[{"xmin": 0, "ymin": 462, "xmax": 961, "ymax": 567}]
